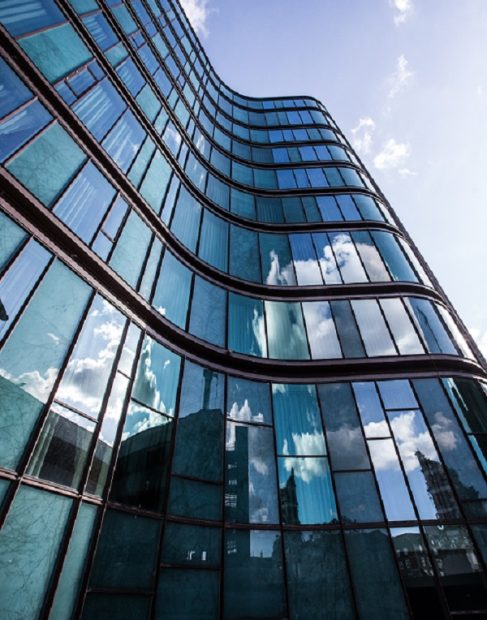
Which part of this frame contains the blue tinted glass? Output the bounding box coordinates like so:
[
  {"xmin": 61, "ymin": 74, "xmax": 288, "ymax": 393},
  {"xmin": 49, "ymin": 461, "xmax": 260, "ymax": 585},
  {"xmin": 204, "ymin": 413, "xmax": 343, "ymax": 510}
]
[
  {"xmin": 336, "ymin": 472, "xmax": 384, "ymax": 523},
  {"xmin": 266, "ymin": 301, "xmax": 309, "ymax": 360},
  {"xmin": 407, "ymin": 297, "xmax": 457, "ymax": 355},
  {"xmin": 228, "ymin": 293, "xmax": 267, "ymax": 357},
  {"xmin": 198, "ymin": 211, "xmax": 228, "ymax": 272},
  {"xmin": 54, "ymin": 163, "xmax": 116, "ymax": 243},
  {"xmin": 189, "ymin": 276, "xmax": 226, "ymax": 347},
  {"xmin": 330, "ymin": 300, "xmax": 365, "ymax": 358},
  {"xmin": 0, "ymin": 58, "xmax": 32, "ymax": 118},
  {"xmin": 152, "ymin": 252, "xmax": 192, "ymax": 329},
  {"xmin": 170, "ymin": 187, "xmax": 201, "ymax": 251},
  {"xmin": 0, "ymin": 100, "xmax": 52, "ymax": 162},
  {"xmin": 227, "ymin": 377, "xmax": 272, "ymax": 425},
  {"xmin": 316, "ymin": 195, "xmax": 342, "ymax": 221},
  {"xmin": 0, "ymin": 0, "xmax": 64, "ymax": 36},
  {"xmin": 289, "ymin": 234, "xmax": 322, "ymax": 285},
  {"xmin": 73, "ymin": 79, "xmax": 126, "ymax": 141},
  {"xmin": 229, "ymin": 225, "xmax": 261, "ymax": 282},
  {"xmin": 109, "ymin": 212, "xmax": 151, "ymax": 288},
  {"xmin": 67, "ymin": 68, "xmax": 94, "ymax": 97},
  {"xmin": 260, "ymin": 233, "xmax": 296, "ymax": 286},
  {"xmin": 0, "ymin": 211, "xmax": 27, "ymax": 270},
  {"xmin": 116, "ymin": 58, "xmax": 144, "ymax": 96},
  {"xmin": 83, "ymin": 12, "xmax": 118, "ymax": 50},
  {"xmin": 102, "ymin": 110, "xmax": 145, "ymax": 172},
  {"xmin": 139, "ymin": 150, "xmax": 171, "ymax": 214},
  {"xmin": 372, "ymin": 231, "xmax": 417, "ymax": 282},
  {"xmin": 20, "ymin": 24, "xmax": 92, "ymax": 83}
]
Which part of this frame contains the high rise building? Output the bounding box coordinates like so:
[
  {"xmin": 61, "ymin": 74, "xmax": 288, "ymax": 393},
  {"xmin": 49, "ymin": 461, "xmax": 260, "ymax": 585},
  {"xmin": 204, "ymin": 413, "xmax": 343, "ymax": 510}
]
[{"xmin": 0, "ymin": 0, "xmax": 486, "ymax": 617}]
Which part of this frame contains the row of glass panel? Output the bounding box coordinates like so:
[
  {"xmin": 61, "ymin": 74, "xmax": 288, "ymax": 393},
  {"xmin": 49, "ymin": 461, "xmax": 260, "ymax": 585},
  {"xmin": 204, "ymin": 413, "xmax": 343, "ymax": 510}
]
[
  {"xmin": 0, "ymin": 210, "xmax": 471, "ymax": 360},
  {"xmin": 2, "ymin": 481, "xmax": 486, "ymax": 619},
  {"xmin": 0, "ymin": 0, "xmax": 339, "ymax": 180},
  {"xmin": 0, "ymin": 285, "xmax": 486, "ymax": 617}
]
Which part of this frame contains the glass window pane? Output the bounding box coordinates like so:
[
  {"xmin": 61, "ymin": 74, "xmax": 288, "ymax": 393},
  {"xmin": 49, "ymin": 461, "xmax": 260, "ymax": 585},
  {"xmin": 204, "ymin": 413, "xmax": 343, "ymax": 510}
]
[
  {"xmin": 189, "ymin": 276, "xmax": 226, "ymax": 347},
  {"xmin": 168, "ymin": 476, "xmax": 222, "ymax": 521},
  {"xmin": 0, "ymin": 211, "xmax": 27, "ymax": 271},
  {"xmin": 110, "ymin": 402, "xmax": 173, "ymax": 511},
  {"xmin": 284, "ymin": 530, "xmax": 355, "ymax": 620},
  {"xmin": 335, "ymin": 471, "xmax": 384, "ymax": 523},
  {"xmin": 162, "ymin": 522, "xmax": 220, "ymax": 568},
  {"xmin": 329, "ymin": 232, "xmax": 367, "ymax": 283},
  {"xmin": 102, "ymin": 110, "xmax": 145, "ymax": 172},
  {"xmin": 379, "ymin": 298, "xmax": 424, "ymax": 354},
  {"xmin": 0, "ymin": 100, "xmax": 52, "ymax": 163},
  {"xmin": 353, "ymin": 381, "xmax": 390, "ymax": 438},
  {"xmin": 330, "ymin": 300, "xmax": 365, "ymax": 358},
  {"xmin": 6, "ymin": 123, "xmax": 86, "ymax": 206},
  {"xmin": 345, "ymin": 529, "xmax": 409, "ymax": 619},
  {"xmin": 351, "ymin": 299, "xmax": 396, "ymax": 356},
  {"xmin": 368, "ymin": 439, "xmax": 416, "ymax": 521},
  {"xmin": 0, "ymin": 57, "xmax": 32, "ymax": 117},
  {"xmin": 152, "ymin": 251, "xmax": 192, "ymax": 329},
  {"xmin": 273, "ymin": 383, "xmax": 325, "ymax": 456},
  {"xmin": 199, "ymin": 211, "xmax": 228, "ymax": 272},
  {"xmin": 406, "ymin": 297, "xmax": 457, "ymax": 355},
  {"xmin": 312, "ymin": 232, "xmax": 342, "ymax": 284},
  {"xmin": 140, "ymin": 150, "xmax": 171, "ymax": 214},
  {"xmin": 172, "ymin": 362, "xmax": 224, "ymax": 482},
  {"xmin": 277, "ymin": 456, "xmax": 337, "ymax": 524},
  {"xmin": 90, "ymin": 509, "xmax": 160, "ymax": 588},
  {"xmin": 302, "ymin": 301, "xmax": 342, "ymax": 359},
  {"xmin": 82, "ymin": 594, "xmax": 149, "ymax": 620},
  {"xmin": 352, "ymin": 231, "xmax": 390, "ymax": 281},
  {"xmin": 289, "ymin": 233, "xmax": 322, "ymax": 285},
  {"xmin": 132, "ymin": 335, "xmax": 181, "ymax": 415},
  {"xmin": 318, "ymin": 382, "xmax": 370, "ymax": 470},
  {"xmin": 229, "ymin": 225, "xmax": 261, "ymax": 283},
  {"xmin": 170, "ymin": 187, "xmax": 201, "ymax": 251},
  {"xmin": 53, "ymin": 163, "xmax": 116, "ymax": 243},
  {"xmin": 227, "ymin": 377, "xmax": 272, "ymax": 425},
  {"xmin": 224, "ymin": 529, "xmax": 286, "ymax": 620},
  {"xmin": 443, "ymin": 377, "xmax": 487, "ymax": 433},
  {"xmin": 73, "ymin": 79, "xmax": 125, "ymax": 142},
  {"xmin": 156, "ymin": 569, "xmax": 219, "ymax": 620},
  {"xmin": 225, "ymin": 422, "xmax": 279, "ymax": 524},
  {"xmin": 109, "ymin": 211, "xmax": 151, "ymax": 288},
  {"xmin": 265, "ymin": 301, "xmax": 309, "ymax": 360},
  {"xmin": 0, "ymin": 486, "xmax": 71, "ymax": 619},
  {"xmin": 228, "ymin": 293, "xmax": 267, "ymax": 357},
  {"xmin": 260, "ymin": 233, "xmax": 296, "ymax": 286},
  {"xmin": 0, "ymin": 261, "xmax": 91, "ymax": 469}
]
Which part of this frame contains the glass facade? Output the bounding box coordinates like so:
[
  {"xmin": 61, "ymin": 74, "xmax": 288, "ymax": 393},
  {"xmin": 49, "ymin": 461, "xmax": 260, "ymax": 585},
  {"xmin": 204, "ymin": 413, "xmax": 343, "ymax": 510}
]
[{"xmin": 0, "ymin": 0, "xmax": 485, "ymax": 618}]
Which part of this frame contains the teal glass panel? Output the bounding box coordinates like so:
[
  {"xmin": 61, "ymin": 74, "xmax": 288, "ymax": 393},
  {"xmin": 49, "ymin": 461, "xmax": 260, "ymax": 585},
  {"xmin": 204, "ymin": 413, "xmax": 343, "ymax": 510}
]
[
  {"xmin": 27, "ymin": 402, "xmax": 95, "ymax": 489},
  {"xmin": 330, "ymin": 300, "xmax": 365, "ymax": 357},
  {"xmin": 0, "ymin": 239, "xmax": 51, "ymax": 340},
  {"xmin": 407, "ymin": 297, "xmax": 457, "ymax": 355},
  {"xmin": 443, "ymin": 377, "xmax": 487, "ymax": 433},
  {"xmin": 0, "ymin": 210, "xmax": 27, "ymax": 271},
  {"xmin": 284, "ymin": 531, "xmax": 355, "ymax": 620},
  {"xmin": 414, "ymin": 379, "xmax": 487, "ymax": 510},
  {"xmin": 345, "ymin": 529, "xmax": 409, "ymax": 619},
  {"xmin": 162, "ymin": 523, "xmax": 221, "ymax": 568},
  {"xmin": 277, "ymin": 456, "xmax": 336, "ymax": 524},
  {"xmin": 152, "ymin": 251, "xmax": 192, "ymax": 329},
  {"xmin": 172, "ymin": 361, "xmax": 224, "ymax": 482},
  {"xmin": 109, "ymin": 403, "xmax": 173, "ymax": 511},
  {"xmin": 82, "ymin": 595, "xmax": 150, "ymax": 620},
  {"xmin": 132, "ymin": 335, "xmax": 181, "ymax": 416},
  {"xmin": 109, "ymin": 211, "xmax": 151, "ymax": 288},
  {"xmin": 53, "ymin": 162, "xmax": 116, "ymax": 243},
  {"xmin": 0, "ymin": 99, "xmax": 52, "ymax": 162},
  {"xmin": 198, "ymin": 210, "xmax": 228, "ymax": 272},
  {"xmin": 229, "ymin": 225, "xmax": 261, "ymax": 283},
  {"xmin": 227, "ymin": 377, "xmax": 272, "ymax": 425},
  {"xmin": 168, "ymin": 476, "xmax": 222, "ymax": 521},
  {"xmin": 189, "ymin": 276, "xmax": 226, "ymax": 347},
  {"xmin": 170, "ymin": 187, "xmax": 201, "ymax": 252},
  {"xmin": 265, "ymin": 301, "xmax": 309, "ymax": 360},
  {"xmin": 20, "ymin": 24, "xmax": 92, "ymax": 82},
  {"xmin": 138, "ymin": 238, "xmax": 162, "ymax": 301},
  {"xmin": 0, "ymin": 261, "xmax": 91, "ymax": 469},
  {"xmin": 127, "ymin": 136, "xmax": 155, "ymax": 187},
  {"xmin": 156, "ymin": 569, "xmax": 219, "ymax": 620},
  {"xmin": 225, "ymin": 421, "xmax": 279, "ymax": 524},
  {"xmin": 372, "ymin": 231, "xmax": 418, "ymax": 282},
  {"xmin": 302, "ymin": 301, "xmax": 342, "ymax": 359},
  {"xmin": 368, "ymin": 438, "xmax": 416, "ymax": 520},
  {"xmin": 6, "ymin": 123, "xmax": 86, "ymax": 206},
  {"xmin": 224, "ymin": 529, "xmax": 286, "ymax": 620},
  {"xmin": 0, "ymin": 486, "xmax": 71, "ymax": 619},
  {"xmin": 335, "ymin": 471, "xmax": 384, "ymax": 523},
  {"xmin": 90, "ymin": 509, "xmax": 160, "ymax": 588},
  {"xmin": 260, "ymin": 233, "xmax": 296, "ymax": 286},
  {"xmin": 139, "ymin": 150, "xmax": 171, "ymax": 214},
  {"xmin": 354, "ymin": 194, "xmax": 384, "ymax": 221},
  {"xmin": 319, "ymin": 382, "xmax": 370, "ymax": 470},
  {"xmin": 112, "ymin": 5, "xmax": 137, "ymax": 34},
  {"xmin": 136, "ymin": 84, "xmax": 161, "ymax": 121},
  {"xmin": 230, "ymin": 188, "xmax": 255, "ymax": 219},
  {"xmin": 228, "ymin": 293, "xmax": 267, "ymax": 357},
  {"xmin": 49, "ymin": 503, "xmax": 97, "ymax": 620},
  {"xmin": 272, "ymin": 384, "xmax": 325, "ymax": 456}
]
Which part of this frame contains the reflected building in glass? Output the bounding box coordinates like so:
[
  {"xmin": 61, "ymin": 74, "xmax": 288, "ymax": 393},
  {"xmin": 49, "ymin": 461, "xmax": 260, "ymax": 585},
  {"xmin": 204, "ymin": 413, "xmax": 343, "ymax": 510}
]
[{"xmin": 0, "ymin": 0, "xmax": 486, "ymax": 618}]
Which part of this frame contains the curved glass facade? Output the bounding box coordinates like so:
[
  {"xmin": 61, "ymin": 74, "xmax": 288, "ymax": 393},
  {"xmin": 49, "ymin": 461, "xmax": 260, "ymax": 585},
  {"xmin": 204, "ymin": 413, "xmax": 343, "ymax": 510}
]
[{"xmin": 0, "ymin": 0, "xmax": 486, "ymax": 618}]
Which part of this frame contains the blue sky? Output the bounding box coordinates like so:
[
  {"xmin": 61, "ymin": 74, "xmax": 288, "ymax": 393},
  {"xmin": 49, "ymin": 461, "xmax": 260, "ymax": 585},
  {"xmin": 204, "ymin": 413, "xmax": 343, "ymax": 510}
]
[{"xmin": 180, "ymin": 0, "xmax": 487, "ymax": 357}]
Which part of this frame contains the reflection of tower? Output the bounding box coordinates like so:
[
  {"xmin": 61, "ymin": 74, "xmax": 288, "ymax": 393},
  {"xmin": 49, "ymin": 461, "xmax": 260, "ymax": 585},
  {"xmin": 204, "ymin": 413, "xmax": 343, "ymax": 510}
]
[
  {"xmin": 416, "ymin": 450, "xmax": 460, "ymax": 519},
  {"xmin": 280, "ymin": 468, "xmax": 300, "ymax": 525},
  {"xmin": 226, "ymin": 425, "xmax": 250, "ymax": 524}
]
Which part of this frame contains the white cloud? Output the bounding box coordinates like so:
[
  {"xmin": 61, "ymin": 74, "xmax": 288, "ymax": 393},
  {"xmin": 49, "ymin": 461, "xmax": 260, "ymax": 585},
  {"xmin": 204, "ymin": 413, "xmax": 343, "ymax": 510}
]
[
  {"xmin": 390, "ymin": 0, "xmax": 414, "ymax": 26},
  {"xmin": 468, "ymin": 326, "xmax": 487, "ymax": 359},
  {"xmin": 373, "ymin": 138, "xmax": 411, "ymax": 171},
  {"xmin": 388, "ymin": 54, "xmax": 414, "ymax": 99},
  {"xmin": 351, "ymin": 117, "xmax": 376, "ymax": 155},
  {"xmin": 179, "ymin": 0, "xmax": 213, "ymax": 37}
]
